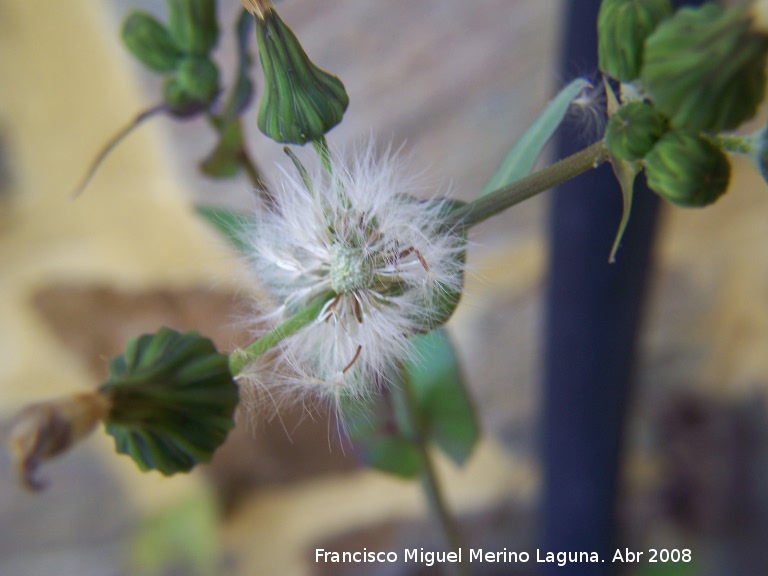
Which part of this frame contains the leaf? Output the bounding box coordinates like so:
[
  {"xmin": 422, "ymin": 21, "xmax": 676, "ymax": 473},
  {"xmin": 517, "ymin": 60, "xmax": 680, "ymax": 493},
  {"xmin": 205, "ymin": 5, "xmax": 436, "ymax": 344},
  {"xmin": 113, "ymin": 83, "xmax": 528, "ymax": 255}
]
[
  {"xmin": 406, "ymin": 328, "xmax": 479, "ymax": 465},
  {"xmin": 195, "ymin": 205, "xmax": 251, "ymax": 253},
  {"xmin": 220, "ymin": 9, "xmax": 256, "ymax": 122},
  {"xmin": 342, "ymin": 393, "xmax": 422, "ymax": 479},
  {"xmin": 478, "ymin": 77, "xmax": 592, "ymax": 198}
]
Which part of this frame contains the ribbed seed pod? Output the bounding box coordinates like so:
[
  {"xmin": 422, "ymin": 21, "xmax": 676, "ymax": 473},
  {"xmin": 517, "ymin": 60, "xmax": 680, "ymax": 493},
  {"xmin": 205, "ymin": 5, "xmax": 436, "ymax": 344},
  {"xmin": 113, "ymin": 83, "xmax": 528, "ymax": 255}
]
[
  {"xmin": 253, "ymin": 6, "xmax": 349, "ymax": 145},
  {"xmin": 642, "ymin": 4, "xmax": 768, "ymax": 133},
  {"xmin": 644, "ymin": 131, "xmax": 731, "ymax": 207},
  {"xmin": 597, "ymin": 0, "xmax": 673, "ymax": 81},
  {"xmin": 100, "ymin": 328, "xmax": 239, "ymax": 475}
]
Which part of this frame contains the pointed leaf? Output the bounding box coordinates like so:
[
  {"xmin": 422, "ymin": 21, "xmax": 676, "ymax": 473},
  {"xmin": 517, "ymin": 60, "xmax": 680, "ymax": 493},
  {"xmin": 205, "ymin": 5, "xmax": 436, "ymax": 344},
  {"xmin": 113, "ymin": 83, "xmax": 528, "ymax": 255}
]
[
  {"xmin": 406, "ymin": 328, "xmax": 479, "ymax": 465},
  {"xmin": 195, "ymin": 205, "xmax": 251, "ymax": 253},
  {"xmin": 478, "ymin": 78, "xmax": 591, "ymax": 197},
  {"xmin": 199, "ymin": 120, "xmax": 246, "ymax": 179}
]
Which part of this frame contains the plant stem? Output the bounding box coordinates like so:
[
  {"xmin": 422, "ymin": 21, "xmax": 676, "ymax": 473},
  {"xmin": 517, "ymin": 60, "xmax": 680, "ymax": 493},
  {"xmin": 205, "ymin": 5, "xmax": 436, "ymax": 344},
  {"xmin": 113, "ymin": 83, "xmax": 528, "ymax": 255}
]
[
  {"xmin": 449, "ymin": 141, "xmax": 610, "ymax": 230},
  {"xmin": 395, "ymin": 376, "xmax": 470, "ymax": 576},
  {"xmin": 228, "ymin": 292, "xmax": 334, "ymax": 375}
]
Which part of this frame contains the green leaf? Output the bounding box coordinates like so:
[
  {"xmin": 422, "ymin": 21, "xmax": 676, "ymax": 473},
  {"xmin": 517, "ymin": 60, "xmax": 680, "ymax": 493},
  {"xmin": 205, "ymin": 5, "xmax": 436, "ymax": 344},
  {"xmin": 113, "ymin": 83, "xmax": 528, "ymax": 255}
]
[
  {"xmin": 478, "ymin": 78, "xmax": 591, "ymax": 198},
  {"xmin": 195, "ymin": 205, "xmax": 251, "ymax": 253},
  {"xmin": 406, "ymin": 328, "xmax": 479, "ymax": 465},
  {"xmin": 342, "ymin": 393, "xmax": 422, "ymax": 479},
  {"xmin": 101, "ymin": 328, "xmax": 239, "ymax": 476},
  {"xmin": 220, "ymin": 10, "xmax": 256, "ymax": 123}
]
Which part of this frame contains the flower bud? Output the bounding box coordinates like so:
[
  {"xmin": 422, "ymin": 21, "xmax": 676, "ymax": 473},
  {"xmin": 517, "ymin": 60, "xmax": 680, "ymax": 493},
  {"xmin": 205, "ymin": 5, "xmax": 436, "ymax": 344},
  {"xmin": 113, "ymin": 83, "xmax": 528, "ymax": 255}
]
[
  {"xmin": 642, "ymin": 4, "xmax": 768, "ymax": 133},
  {"xmin": 253, "ymin": 6, "xmax": 349, "ymax": 144},
  {"xmin": 163, "ymin": 77, "xmax": 207, "ymax": 118},
  {"xmin": 166, "ymin": 0, "xmax": 219, "ymax": 56},
  {"xmin": 175, "ymin": 56, "xmax": 220, "ymax": 104},
  {"xmin": 598, "ymin": 0, "xmax": 673, "ymax": 81},
  {"xmin": 121, "ymin": 12, "xmax": 183, "ymax": 73},
  {"xmin": 604, "ymin": 101, "xmax": 669, "ymax": 161},
  {"xmin": 644, "ymin": 131, "xmax": 731, "ymax": 207},
  {"xmin": 100, "ymin": 328, "xmax": 239, "ymax": 475}
]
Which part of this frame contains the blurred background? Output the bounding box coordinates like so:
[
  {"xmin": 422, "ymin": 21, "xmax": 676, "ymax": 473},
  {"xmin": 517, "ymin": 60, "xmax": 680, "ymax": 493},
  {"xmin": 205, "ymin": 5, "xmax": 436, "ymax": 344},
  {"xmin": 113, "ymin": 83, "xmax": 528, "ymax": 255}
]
[{"xmin": 2, "ymin": 0, "xmax": 768, "ymax": 575}]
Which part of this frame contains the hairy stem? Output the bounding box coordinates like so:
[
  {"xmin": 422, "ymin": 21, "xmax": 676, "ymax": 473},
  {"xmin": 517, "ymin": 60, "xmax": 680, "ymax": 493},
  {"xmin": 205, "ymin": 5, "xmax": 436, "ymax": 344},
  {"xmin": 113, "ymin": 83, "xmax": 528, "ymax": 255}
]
[
  {"xmin": 395, "ymin": 376, "xmax": 469, "ymax": 576},
  {"xmin": 228, "ymin": 292, "xmax": 335, "ymax": 375},
  {"xmin": 450, "ymin": 141, "xmax": 610, "ymax": 229}
]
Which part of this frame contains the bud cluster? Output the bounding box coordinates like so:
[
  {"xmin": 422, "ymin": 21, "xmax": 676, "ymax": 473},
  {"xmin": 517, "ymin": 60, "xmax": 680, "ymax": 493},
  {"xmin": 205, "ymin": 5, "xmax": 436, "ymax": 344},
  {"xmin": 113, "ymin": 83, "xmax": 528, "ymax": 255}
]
[
  {"xmin": 121, "ymin": 0, "xmax": 220, "ymax": 117},
  {"xmin": 598, "ymin": 0, "xmax": 768, "ymax": 207}
]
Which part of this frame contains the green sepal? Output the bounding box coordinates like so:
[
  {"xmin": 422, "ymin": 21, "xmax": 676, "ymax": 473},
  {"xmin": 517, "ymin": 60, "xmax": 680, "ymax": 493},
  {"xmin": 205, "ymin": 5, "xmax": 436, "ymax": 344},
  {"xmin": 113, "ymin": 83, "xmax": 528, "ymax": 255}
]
[
  {"xmin": 405, "ymin": 328, "xmax": 479, "ymax": 466},
  {"xmin": 175, "ymin": 57, "xmax": 220, "ymax": 104},
  {"xmin": 597, "ymin": 0, "xmax": 673, "ymax": 82},
  {"xmin": 254, "ymin": 7, "xmax": 349, "ymax": 144},
  {"xmin": 121, "ymin": 12, "xmax": 183, "ymax": 73},
  {"xmin": 100, "ymin": 328, "xmax": 239, "ymax": 476},
  {"xmin": 166, "ymin": 0, "xmax": 219, "ymax": 57},
  {"xmin": 642, "ymin": 4, "xmax": 768, "ymax": 133},
  {"xmin": 644, "ymin": 130, "xmax": 731, "ymax": 208},
  {"xmin": 604, "ymin": 101, "xmax": 669, "ymax": 161}
]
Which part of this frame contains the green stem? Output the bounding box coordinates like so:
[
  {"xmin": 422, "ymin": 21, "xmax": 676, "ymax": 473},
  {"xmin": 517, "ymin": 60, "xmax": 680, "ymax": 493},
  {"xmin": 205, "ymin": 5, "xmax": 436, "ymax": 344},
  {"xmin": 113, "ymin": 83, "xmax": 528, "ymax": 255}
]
[
  {"xmin": 395, "ymin": 376, "xmax": 469, "ymax": 576},
  {"xmin": 709, "ymin": 133, "xmax": 754, "ymax": 155},
  {"xmin": 449, "ymin": 141, "xmax": 610, "ymax": 230},
  {"xmin": 228, "ymin": 292, "xmax": 335, "ymax": 375}
]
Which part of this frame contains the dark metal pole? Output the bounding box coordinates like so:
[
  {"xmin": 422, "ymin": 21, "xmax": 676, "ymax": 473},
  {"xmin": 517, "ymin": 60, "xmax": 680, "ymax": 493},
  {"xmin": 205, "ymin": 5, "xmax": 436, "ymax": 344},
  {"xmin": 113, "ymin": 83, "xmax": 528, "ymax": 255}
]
[{"xmin": 539, "ymin": 1, "xmax": 662, "ymax": 573}]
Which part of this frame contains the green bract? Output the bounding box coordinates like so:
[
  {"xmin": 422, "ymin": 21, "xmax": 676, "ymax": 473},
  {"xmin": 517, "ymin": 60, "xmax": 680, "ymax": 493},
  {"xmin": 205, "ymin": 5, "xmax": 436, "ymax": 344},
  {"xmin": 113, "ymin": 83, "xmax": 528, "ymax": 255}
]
[
  {"xmin": 163, "ymin": 77, "xmax": 206, "ymax": 118},
  {"xmin": 167, "ymin": 0, "xmax": 219, "ymax": 57},
  {"xmin": 253, "ymin": 6, "xmax": 349, "ymax": 144},
  {"xmin": 642, "ymin": 4, "xmax": 768, "ymax": 133},
  {"xmin": 101, "ymin": 328, "xmax": 239, "ymax": 475},
  {"xmin": 597, "ymin": 0, "xmax": 673, "ymax": 81},
  {"xmin": 644, "ymin": 131, "xmax": 731, "ymax": 208},
  {"xmin": 604, "ymin": 101, "xmax": 669, "ymax": 161},
  {"xmin": 121, "ymin": 12, "xmax": 183, "ymax": 73}
]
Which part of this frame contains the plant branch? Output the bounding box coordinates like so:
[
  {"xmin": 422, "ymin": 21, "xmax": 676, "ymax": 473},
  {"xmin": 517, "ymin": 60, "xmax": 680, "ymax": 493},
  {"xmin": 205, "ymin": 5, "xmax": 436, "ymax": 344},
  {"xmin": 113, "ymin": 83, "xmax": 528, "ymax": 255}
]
[
  {"xmin": 228, "ymin": 292, "xmax": 334, "ymax": 375},
  {"xmin": 450, "ymin": 141, "xmax": 610, "ymax": 229},
  {"xmin": 395, "ymin": 376, "xmax": 470, "ymax": 576}
]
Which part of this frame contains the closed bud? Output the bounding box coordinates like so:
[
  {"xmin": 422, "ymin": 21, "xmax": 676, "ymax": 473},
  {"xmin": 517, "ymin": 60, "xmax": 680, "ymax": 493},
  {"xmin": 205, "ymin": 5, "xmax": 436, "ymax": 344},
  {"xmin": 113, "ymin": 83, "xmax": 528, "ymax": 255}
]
[
  {"xmin": 253, "ymin": 6, "xmax": 349, "ymax": 144},
  {"xmin": 100, "ymin": 328, "xmax": 239, "ymax": 476},
  {"xmin": 121, "ymin": 12, "xmax": 183, "ymax": 73},
  {"xmin": 604, "ymin": 101, "xmax": 669, "ymax": 161},
  {"xmin": 598, "ymin": 0, "xmax": 673, "ymax": 81},
  {"xmin": 163, "ymin": 77, "xmax": 207, "ymax": 118},
  {"xmin": 176, "ymin": 56, "xmax": 220, "ymax": 104},
  {"xmin": 166, "ymin": 0, "xmax": 219, "ymax": 56},
  {"xmin": 642, "ymin": 4, "xmax": 768, "ymax": 133},
  {"xmin": 644, "ymin": 131, "xmax": 731, "ymax": 207}
]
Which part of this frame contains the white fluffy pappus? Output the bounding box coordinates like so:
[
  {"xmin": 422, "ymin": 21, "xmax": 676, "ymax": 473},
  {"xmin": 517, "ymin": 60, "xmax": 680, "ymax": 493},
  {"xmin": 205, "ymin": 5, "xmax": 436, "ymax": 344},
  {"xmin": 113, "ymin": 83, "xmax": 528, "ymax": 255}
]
[{"xmin": 239, "ymin": 141, "xmax": 466, "ymax": 413}]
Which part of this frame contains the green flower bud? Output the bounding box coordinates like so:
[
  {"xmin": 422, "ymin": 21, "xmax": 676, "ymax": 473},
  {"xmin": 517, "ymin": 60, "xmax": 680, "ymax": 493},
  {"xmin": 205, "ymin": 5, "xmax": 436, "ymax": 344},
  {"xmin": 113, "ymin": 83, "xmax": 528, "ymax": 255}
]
[
  {"xmin": 598, "ymin": 0, "xmax": 673, "ymax": 81},
  {"xmin": 175, "ymin": 56, "xmax": 220, "ymax": 104},
  {"xmin": 166, "ymin": 0, "xmax": 219, "ymax": 56},
  {"xmin": 644, "ymin": 131, "xmax": 731, "ymax": 207},
  {"xmin": 100, "ymin": 328, "xmax": 239, "ymax": 476},
  {"xmin": 163, "ymin": 77, "xmax": 206, "ymax": 118},
  {"xmin": 642, "ymin": 4, "xmax": 768, "ymax": 133},
  {"xmin": 604, "ymin": 101, "xmax": 669, "ymax": 161},
  {"xmin": 253, "ymin": 6, "xmax": 349, "ymax": 145},
  {"xmin": 121, "ymin": 12, "xmax": 183, "ymax": 73}
]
